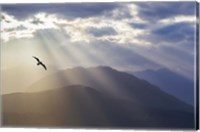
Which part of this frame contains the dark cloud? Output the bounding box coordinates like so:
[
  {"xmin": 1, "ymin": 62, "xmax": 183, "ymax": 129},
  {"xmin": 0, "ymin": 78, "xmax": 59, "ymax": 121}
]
[
  {"xmin": 136, "ymin": 2, "xmax": 196, "ymax": 22},
  {"xmin": 1, "ymin": 14, "xmax": 11, "ymax": 23},
  {"xmin": 1, "ymin": 14, "xmax": 5, "ymax": 20},
  {"xmin": 129, "ymin": 23, "xmax": 148, "ymax": 29},
  {"xmin": 152, "ymin": 22, "xmax": 195, "ymax": 43},
  {"xmin": 103, "ymin": 4, "xmax": 133, "ymax": 20},
  {"xmin": 3, "ymin": 2, "xmax": 196, "ymax": 22},
  {"xmin": 137, "ymin": 22, "xmax": 195, "ymax": 48},
  {"xmin": 16, "ymin": 25, "xmax": 27, "ymax": 30},
  {"xmin": 31, "ymin": 17, "xmax": 44, "ymax": 25},
  {"xmin": 1, "ymin": 3, "xmax": 121, "ymax": 20},
  {"xmin": 87, "ymin": 27, "xmax": 117, "ymax": 37}
]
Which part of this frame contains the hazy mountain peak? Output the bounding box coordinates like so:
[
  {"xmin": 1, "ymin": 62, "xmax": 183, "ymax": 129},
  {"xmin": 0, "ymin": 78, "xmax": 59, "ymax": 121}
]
[{"xmin": 68, "ymin": 66, "xmax": 86, "ymax": 70}]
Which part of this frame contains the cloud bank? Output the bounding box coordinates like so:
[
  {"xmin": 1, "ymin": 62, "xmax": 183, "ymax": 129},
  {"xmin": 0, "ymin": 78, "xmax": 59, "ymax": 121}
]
[{"xmin": 1, "ymin": 2, "xmax": 197, "ymax": 80}]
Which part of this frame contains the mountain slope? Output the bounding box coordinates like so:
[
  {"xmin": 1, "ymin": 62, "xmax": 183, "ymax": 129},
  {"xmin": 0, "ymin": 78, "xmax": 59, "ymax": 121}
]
[
  {"xmin": 3, "ymin": 85, "xmax": 194, "ymax": 128},
  {"xmin": 25, "ymin": 66, "xmax": 193, "ymax": 112},
  {"xmin": 133, "ymin": 68, "xmax": 194, "ymax": 105}
]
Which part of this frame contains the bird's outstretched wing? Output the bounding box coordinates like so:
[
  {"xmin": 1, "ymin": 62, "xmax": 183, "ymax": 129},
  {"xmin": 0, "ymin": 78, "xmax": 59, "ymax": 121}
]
[
  {"xmin": 33, "ymin": 56, "xmax": 40, "ymax": 62},
  {"xmin": 40, "ymin": 62, "xmax": 47, "ymax": 70}
]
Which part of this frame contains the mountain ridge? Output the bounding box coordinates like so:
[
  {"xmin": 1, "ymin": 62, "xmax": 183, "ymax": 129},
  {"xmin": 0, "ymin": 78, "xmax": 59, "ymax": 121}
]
[
  {"xmin": 23, "ymin": 66, "xmax": 193, "ymax": 111},
  {"xmin": 3, "ymin": 84, "xmax": 194, "ymax": 128},
  {"xmin": 2, "ymin": 66, "xmax": 195, "ymax": 128},
  {"xmin": 133, "ymin": 68, "xmax": 194, "ymax": 105}
]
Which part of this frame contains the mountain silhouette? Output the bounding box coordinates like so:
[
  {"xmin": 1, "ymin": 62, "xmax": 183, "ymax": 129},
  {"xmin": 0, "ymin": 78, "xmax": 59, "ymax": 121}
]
[
  {"xmin": 25, "ymin": 66, "xmax": 193, "ymax": 112},
  {"xmin": 2, "ymin": 66, "xmax": 195, "ymax": 128},
  {"xmin": 133, "ymin": 68, "xmax": 194, "ymax": 105}
]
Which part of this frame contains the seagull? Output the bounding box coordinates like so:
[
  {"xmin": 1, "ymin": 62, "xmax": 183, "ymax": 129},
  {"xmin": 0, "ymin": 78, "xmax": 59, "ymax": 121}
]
[{"xmin": 32, "ymin": 56, "xmax": 47, "ymax": 70}]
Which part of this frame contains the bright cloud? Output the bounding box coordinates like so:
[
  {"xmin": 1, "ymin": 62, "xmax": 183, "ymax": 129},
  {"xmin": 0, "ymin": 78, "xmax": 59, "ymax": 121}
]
[
  {"xmin": 1, "ymin": 12, "xmax": 60, "ymax": 42},
  {"xmin": 159, "ymin": 15, "xmax": 196, "ymax": 25},
  {"xmin": 1, "ymin": 3, "xmax": 149, "ymax": 46}
]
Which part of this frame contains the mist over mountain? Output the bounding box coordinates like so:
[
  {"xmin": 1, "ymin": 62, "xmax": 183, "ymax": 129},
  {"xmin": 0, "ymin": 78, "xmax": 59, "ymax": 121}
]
[
  {"xmin": 1, "ymin": 64, "xmax": 57, "ymax": 94},
  {"xmin": 2, "ymin": 66, "xmax": 194, "ymax": 128},
  {"xmin": 133, "ymin": 68, "xmax": 194, "ymax": 105}
]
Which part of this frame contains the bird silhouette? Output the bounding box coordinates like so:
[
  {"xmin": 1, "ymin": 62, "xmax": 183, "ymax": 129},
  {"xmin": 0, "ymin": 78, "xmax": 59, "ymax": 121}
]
[{"xmin": 33, "ymin": 56, "xmax": 47, "ymax": 70}]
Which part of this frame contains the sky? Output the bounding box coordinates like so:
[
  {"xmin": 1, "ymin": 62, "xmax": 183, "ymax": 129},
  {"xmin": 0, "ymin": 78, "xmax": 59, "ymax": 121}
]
[{"xmin": 1, "ymin": 2, "xmax": 198, "ymax": 82}]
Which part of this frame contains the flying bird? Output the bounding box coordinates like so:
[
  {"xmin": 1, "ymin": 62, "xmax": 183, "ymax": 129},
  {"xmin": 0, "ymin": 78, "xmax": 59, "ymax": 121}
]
[{"xmin": 33, "ymin": 56, "xmax": 47, "ymax": 70}]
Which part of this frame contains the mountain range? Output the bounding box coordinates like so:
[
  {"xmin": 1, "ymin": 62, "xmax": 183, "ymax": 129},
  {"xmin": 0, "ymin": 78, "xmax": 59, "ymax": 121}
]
[{"xmin": 2, "ymin": 66, "xmax": 195, "ymax": 129}]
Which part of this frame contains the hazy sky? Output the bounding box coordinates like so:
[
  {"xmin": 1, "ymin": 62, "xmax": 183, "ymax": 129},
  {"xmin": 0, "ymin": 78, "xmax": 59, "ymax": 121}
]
[{"xmin": 1, "ymin": 2, "xmax": 197, "ymax": 81}]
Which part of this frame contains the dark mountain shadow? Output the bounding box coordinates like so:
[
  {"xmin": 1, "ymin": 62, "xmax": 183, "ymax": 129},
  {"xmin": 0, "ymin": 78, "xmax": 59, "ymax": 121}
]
[
  {"xmin": 2, "ymin": 66, "xmax": 195, "ymax": 129},
  {"xmin": 133, "ymin": 68, "xmax": 194, "ymax": 105},
  {"xmin": 3, "ymin": 85, "xmax": 194, "ymax": 129}
]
